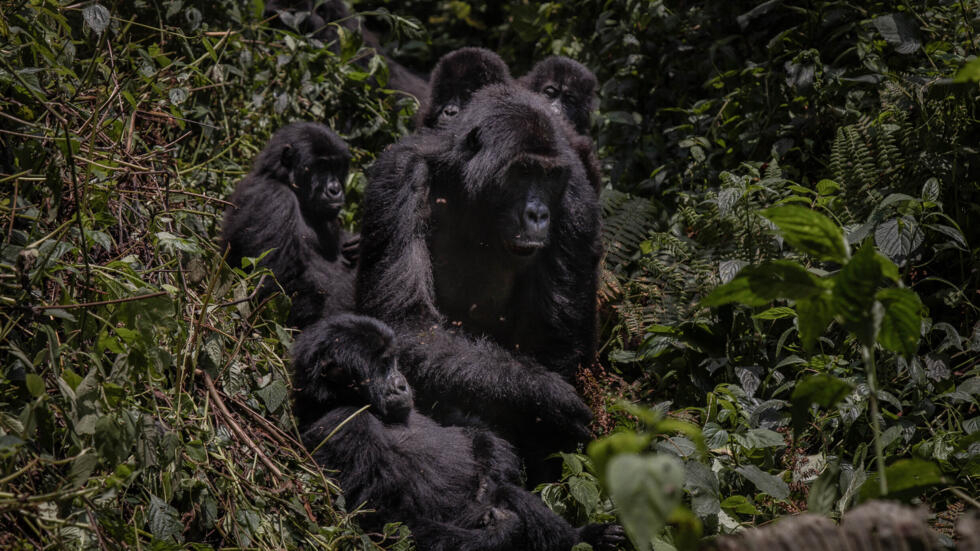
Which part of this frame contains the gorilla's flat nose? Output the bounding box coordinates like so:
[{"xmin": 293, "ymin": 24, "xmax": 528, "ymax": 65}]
[{"xmin": 523, "ymin": 197, "xmax": 550, "ymax": 238}]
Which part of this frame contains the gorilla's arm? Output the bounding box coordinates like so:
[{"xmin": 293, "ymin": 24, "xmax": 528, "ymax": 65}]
[{"xmin": 397, "ymin": 327, "xmax": 591, "ymax": 442}]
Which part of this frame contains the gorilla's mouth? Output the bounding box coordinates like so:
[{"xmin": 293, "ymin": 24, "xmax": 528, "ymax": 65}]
[{"xmin": 506, "ymin": 240, "xmax": 545, "ymax": 256}]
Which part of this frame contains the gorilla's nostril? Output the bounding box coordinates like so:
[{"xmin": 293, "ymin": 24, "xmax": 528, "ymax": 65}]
[{"xmin": 523, "ymin": 201, "xmax": 550, "ymax": 232}]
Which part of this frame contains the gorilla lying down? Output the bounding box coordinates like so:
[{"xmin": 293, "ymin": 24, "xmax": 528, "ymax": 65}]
[{"xmin": 293, "ymin": 314, "xmax": 624, "ymax": 551}]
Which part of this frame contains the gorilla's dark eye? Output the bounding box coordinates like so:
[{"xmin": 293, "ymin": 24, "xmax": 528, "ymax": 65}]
[{"xmin": 542, "ymin": 85, "xmax": 559, "ymax": 99}]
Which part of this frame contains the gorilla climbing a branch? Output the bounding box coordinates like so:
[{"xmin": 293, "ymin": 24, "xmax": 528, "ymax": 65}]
[
  {"xmin": 294, "ymin": 314, "xmax": 625, "ymax": 551},
  {"xmin": 418, "ymin": 47, "xmax": 512, "ymax": 129},
  {"xmin": 356, "ymin": 84, "xmax": 603, "ymax": 483},
  {"xmin": 221, "ymin": 122, "xmax": 355, "ymax": 328},
  {"xmin": 520, "ymin": 56, "xmax": 602, "ymax": 192}
]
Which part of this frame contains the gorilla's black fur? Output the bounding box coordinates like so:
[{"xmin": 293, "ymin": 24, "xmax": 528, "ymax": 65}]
[
  {"xmin": 355, "ymin": 84, "xmax": 602, "ymax": 483},
  {"xmin": 264, "ymin": 0, "xmax": 428, "ymax": 101},
  {"xmin": 418, "ymin": 48, "xmax": 512, "ymax": 129},
  {"xmin": 520, "ymin": 56, "xmax": 602, "ymax": 192},
  {"xmin": 294, "ymin": 314, "xmax": 624, "ymax": 551},
  {"xmin": 221, "ymin": 122, "xmax": 355, "ymax": 328}
]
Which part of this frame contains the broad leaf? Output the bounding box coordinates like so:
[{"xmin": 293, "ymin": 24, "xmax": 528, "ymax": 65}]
[
  {"xmin": 735, "ymin": 464, "xmax": 790, "ymax": 500},
  {"xmin": 148, "ymin": 495, "xmax": 184, "ymax": 542},
  {"xmin": 83, "ymin": 4, "xmax": 110, "ymax": 35},
  {"xmin": 873, "ymin": 13, "xmax": 921, "ymax": 54},
  {"xmin": 876, "ymin": 287, "xmax": 925, "ymax": 358},
  {"xmin": 795, "ymin": 291, "xmax": 834, "ymax": 351},
  {"xmin": 607, "ymin": 454, "xmax": 684, "ymax": 550},
  {"xmin": 832, "ymin": 243, "xmax": 883, "ymax": 346},
  {"xmin": 762, "ymin": 206, "xmax": 849, "ymax": 263},
  {"xmin": 791, "ymin": 375, "xmax": 855, "ymax": 436},
  {"xmin": 807, "ymin": 462, "xmax": 840, "ymax": 515},
  {"xmin": 859, "ymin": 459, "xmax": 943, "ymax": 501},
  {"xmin": 875, "ymin": 217, "xmax": 923, "ymax": 266},
  {"xmin": 702, "ymin": 260, "xmax": 823, "ymax": 307}
]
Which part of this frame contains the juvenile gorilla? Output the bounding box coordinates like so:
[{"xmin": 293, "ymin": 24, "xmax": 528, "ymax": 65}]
[
  {"xmin": 356, "ymin": 84, "xmax": 603, "ymax": 482},
  {"xmin": 294, "ymin": 314, "xmax": 624, "ymax": 551},
  {"xmin": 221, "ymin": 122, "xmax": 355, "ymax": 328},
  {"xmin": 418, "ymin": 47, "xmax": 512, "ymax": 129},
  {"xmin": 520, "ymin": 57, "xmax": 602, "ymax": 192}
]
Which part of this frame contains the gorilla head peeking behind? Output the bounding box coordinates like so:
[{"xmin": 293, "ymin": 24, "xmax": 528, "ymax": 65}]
[
  {"xmin": 519, "ymin": 56, "xmax": 598, "ymax": 135},
  {"xmin": 221, "ymin": 122, "xmax": 356, "ymax": 328},
  {"xmin": 294, "ymin": 313, "xmax": 625, "ymax": 551},
  {"xmin": 418, "ymin": 47, "xmax": 512, "ymax": 129},
  {"xmin": 356, "ymin": 83, "xmax": 603, "ymax": 484}
]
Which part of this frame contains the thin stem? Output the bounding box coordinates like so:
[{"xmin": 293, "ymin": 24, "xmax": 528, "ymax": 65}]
[{"xmin": 862, "ymin": 345, "xmax": 887, "ymax": 496}]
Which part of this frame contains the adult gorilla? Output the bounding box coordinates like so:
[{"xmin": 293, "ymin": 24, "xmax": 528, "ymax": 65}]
[{"xmin": 356, "ymin": 84, "xmax": 602, "ymax": 482}]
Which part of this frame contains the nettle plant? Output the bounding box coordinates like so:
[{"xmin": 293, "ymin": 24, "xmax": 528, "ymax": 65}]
[{"xmin": 703, "ymin": 204, "xmax": 927, "ymax": 498}]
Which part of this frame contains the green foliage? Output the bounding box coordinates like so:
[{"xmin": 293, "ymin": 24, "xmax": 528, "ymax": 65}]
[{"xmin": 0, "ymin": 0, "xmax": 416, "ymax": 547}]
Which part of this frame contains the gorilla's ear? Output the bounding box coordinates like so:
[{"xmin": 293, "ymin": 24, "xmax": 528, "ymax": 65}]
[
  {"xmin": 463, "ymin": 127, "xmax": 482, "ymax": 157},
  {"xmin": 280, "ymin": 143, "xmax": 296, "ymax": 170}
]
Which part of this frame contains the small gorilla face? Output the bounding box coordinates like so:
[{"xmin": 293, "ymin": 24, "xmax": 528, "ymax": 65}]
[
  {"xmin": 520, "ymin": 57, "xmax": 597, "ymax": 135},
  {"xmin": 366, "ymin": 352, "xmax": 413, "ymax": 422},
  {"xmin": 291, "ymin": 157, "xmax": 347, "ymax": 218},
  {"xmin": 422, "ymin": 48, "xmax": 512, "ymax": 129}
]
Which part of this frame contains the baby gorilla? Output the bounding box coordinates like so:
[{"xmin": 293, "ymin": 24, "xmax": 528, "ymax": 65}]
[
  {"xmin": 520, "ymin": 56, "xmax": 602, "ymax": 192},
  {"xmin": 418, "ymin": 47, "xmax": 512, "ymax": 129},
  {"xmin": 221, "ymin": 122, "xmax": 356, "ymax": 328},
  {"xmin": 294, "ymin": 314, "xmax": 624, "ymax": 551}
]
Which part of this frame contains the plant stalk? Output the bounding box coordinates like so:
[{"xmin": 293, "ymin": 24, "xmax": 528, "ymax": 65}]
[{"xmin": 862, "ymin": 345, "xmax": 888, "ymax": 496}]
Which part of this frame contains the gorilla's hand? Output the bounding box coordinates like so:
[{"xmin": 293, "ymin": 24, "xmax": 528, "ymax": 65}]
[
  {"xmin": 341, "ymin": 234, "xmax": 360, "ymax": 268},
  {"xmin": 531, "ymin": 372, "xmax": 592, "ymax": 443},
  {"xmin": 579, "ymin": 523, "xmax": 627, "ymax": 551}
]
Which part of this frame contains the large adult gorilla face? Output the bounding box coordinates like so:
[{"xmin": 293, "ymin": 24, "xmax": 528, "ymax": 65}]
[{"xmin": 429, "ymin": 84, "xmax": 584, "ymax": 263}]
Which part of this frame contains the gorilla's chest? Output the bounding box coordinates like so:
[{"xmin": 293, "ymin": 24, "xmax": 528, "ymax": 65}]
[{"xmin": 429, "ymin": 241, "xmax": 525, "ymax": 343}]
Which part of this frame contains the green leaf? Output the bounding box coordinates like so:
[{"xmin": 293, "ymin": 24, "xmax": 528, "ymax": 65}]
[
  {"xmin": 607, "ymin": 454, "xmax": 685, "ymax": 550},
  {"xmin": 148, "ymin": 494, "xmax": 184, "ymax": 542},
  {"xmin": 876, "ymin": 287, "xmax": 925, "ymax": 358},
  {"xmin": 832, "ymin": 243, "xmax": 883, "ymax": 346},
  {"xmin": 588, "ymin": 432, "xmax": 653, "ymax": 485},
  {"xmin": 807, "ymin": 462, "xmax": 840, "ymax": 515},
  {"xmin": 736, "ymin": 428, "xmax": 786, "ymax": 450},
  {"xmin": 872, "ymin": 13, "xmax": 921, "ymax": 54},
  {"xmin": 25, "ymin": 373, "xmax": 45, "ymax": 398},
  {"xmin": 762, "ymin": 206, "xmax": 849, "ymax": 263},
  {"xmin": 875, "ymin": 217, "xmax": 923, "ymax": 266},
  {"xmin": 83, "ymin": 4, "xmax": 110, "ymax": 35},
  {"xmin": 720, "ymin": 495, "xmax": 761, "ymax": 515},
  {"xmin": 795, "ymin": 292, "xmax": 834, "ymax": 351},
  {"xmin": 790, "ymin": 375, "xmax": 854, "ymax": 437},
  {"xmin": 859, "ymin": 459, "xmax": 943, "ymax": 501},
  {"xmin": 735, "ymin": 464, "xmax": 790, "ymax": 500},
  {"xmin": 69, "ymin": 451, "xmax": 98, "ymax": 489},
  {"xmin": 954, "ymin": 57, "xmax": 980, "ymax": 83},
  {"xmin": 568, "ymin": 476, "xmax": 600, "ymax": 515},
  {"xmin": 752, "ymin": 306, "xmax": 796, "ymax": 320},
  {"xmin": 256, "ymin": 380, "xmax": 288, "ymax": 413},
  {"xmin": 702, "ymin": 260, "xmax": 823, "ymax": 307}
]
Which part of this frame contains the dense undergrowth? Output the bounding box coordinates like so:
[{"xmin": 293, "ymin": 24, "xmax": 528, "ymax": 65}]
[{"xmin": 1, "ymin": 0, "xmax": 978, "ymax": 549}]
